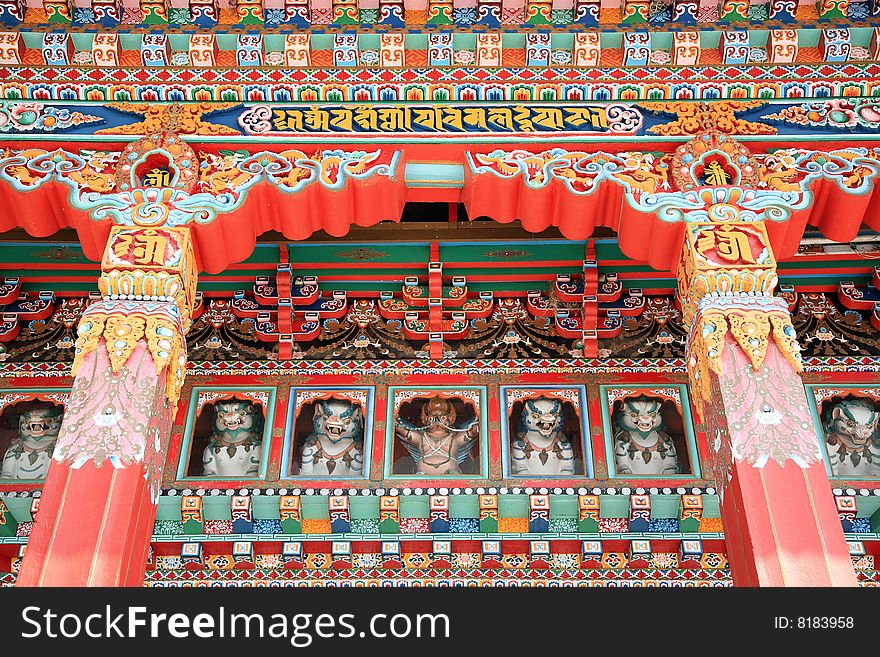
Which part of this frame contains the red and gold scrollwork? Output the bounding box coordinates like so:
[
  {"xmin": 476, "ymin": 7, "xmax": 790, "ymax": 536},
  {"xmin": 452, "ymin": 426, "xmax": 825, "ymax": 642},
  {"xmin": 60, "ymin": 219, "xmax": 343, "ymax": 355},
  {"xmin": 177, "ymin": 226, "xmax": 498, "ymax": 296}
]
[
  {"xmin": 99, "ymin": 225, "xmax": 199, "ymax": 331},
  {"xmin": 686, "ymin": 303, "xmax": 803, "ymax": 411},
  {"xmin": 75, "ymin": 224, "xmax": 198, "ymax": 405},
  {"xmin": 71, "ymin": 300, "xmax": 187, "ymax": 405}
]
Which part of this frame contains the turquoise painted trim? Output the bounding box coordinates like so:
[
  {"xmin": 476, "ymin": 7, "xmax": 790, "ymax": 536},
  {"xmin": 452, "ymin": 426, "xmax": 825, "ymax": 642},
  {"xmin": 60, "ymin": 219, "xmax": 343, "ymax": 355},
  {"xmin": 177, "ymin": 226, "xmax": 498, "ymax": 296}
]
[
  {"xmin": 550, "ymin": 33, "xmax": 574, "ymax": 50},
  {"xmin": 119, "ymin": 35, "xmax": 141, "ymax": 50},
  {"xmin": 0, "ymin": 387, "xmax": 71, "ymax": 486},
  {"xmin": 20, "ymin": 32, "xmax": 41, "ymax": 49},
  {"xmin": 312, "ymin": 34, "xmax": 334, "ymax": 50},
  {"xmin": 169, "ymin": 34, "xmax": 189, "ymax": 51},
  {"xmin": 404, "ymin": 163, "xmax": 464, "ymax": 187},
  {"xmin": 796, "ymin": 29, "xmax": 821, "ymax": 48},
  {"xmin": 407, "ymin": 34, "xmax": 429, "ymax": 49},
  {"xmin": 69, "ymin": 33, "xmax": 93, "ymax": 50},
  {"xmin": 2, "ymin": 496, "xmax": 36, "ymax": 523},
  {"xmin": 803, "ymin": 383, "xmax": 880, "ymax": 483},
  {"xmin": 453, "ymin": 33, "xmax": 477, "ymax": 49},
  {"xmin": 599, "ymin": 383, "xmax": 702, "ymax": 480},
  {"xmin": 176, "ymin": 385, "xmax": 278, "ymax": 482},
  {"xmin": 651, "ymin": 33, "xmax": 673, "ymax": 50},
  {"xmin": 359, "ymin": 34, "xmax": 381, "ymax": 50},
  {"xmin": 383, "ymin": 385, "xmax": 489, "ymax": 480},
  {"xmin": 264, "ymin": 34, "xmax": 285, "ymax": 51},
  {"xmin": 215, "ymin": 34, "xmax": 239, "ymax": 50},
  {"xmin": 850, "ymin": 27, "xmax": 874, "ymax": 47},
  {"xmin": 437, "ymin": 238, "xmax": 586, "ymax": 247},
  {"xmin": 499, "ymin": 385, "xmax": 594, "ymax": 479},
  {"xmin": 278, "ymin": 386, "xmax": 376, "ymax": 481}
]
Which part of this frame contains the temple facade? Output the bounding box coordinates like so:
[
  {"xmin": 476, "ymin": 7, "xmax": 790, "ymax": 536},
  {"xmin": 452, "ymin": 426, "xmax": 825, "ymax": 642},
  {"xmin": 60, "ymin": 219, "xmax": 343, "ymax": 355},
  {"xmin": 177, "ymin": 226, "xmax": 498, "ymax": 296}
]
[{"xmin": 0, "ymin": 1, "xmax": 878, "ymax": 587}]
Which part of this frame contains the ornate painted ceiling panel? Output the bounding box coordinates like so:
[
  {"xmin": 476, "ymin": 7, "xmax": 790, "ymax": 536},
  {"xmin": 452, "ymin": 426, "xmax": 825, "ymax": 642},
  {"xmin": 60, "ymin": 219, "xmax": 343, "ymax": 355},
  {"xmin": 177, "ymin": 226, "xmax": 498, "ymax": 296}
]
[
  {"xmin": 0, "ymin": 0, "xmax": 869, "ymax": 29},
  {"xmin": 0, "ymin": 26, "xmax": 877, "ymax": 69}
]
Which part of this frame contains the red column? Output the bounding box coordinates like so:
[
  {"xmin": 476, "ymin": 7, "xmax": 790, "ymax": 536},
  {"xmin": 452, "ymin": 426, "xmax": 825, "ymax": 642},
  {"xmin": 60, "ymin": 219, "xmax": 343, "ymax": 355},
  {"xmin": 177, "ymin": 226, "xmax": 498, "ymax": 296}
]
[
  {"xmin": 697, "ymin": 332, "xmax": 857, "ymax": 586},
  {"xmin": 16, "ymin": 340, "xmax": 174, "ymax": 587},
  {"xmin": 674, "ymin": 205, "xmax": 858, "ymax": 586},
  {"xmin": 17, "ymin": 221, "xmax": 194, "ymax": 586}
]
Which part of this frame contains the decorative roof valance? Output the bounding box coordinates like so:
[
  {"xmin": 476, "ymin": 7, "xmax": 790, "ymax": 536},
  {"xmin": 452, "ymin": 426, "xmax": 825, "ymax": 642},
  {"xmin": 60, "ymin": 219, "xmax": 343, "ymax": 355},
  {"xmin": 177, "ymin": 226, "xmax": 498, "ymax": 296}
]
[{"xmin": 461, "ymin": 135, "xmax": 880, "ymax": 272}]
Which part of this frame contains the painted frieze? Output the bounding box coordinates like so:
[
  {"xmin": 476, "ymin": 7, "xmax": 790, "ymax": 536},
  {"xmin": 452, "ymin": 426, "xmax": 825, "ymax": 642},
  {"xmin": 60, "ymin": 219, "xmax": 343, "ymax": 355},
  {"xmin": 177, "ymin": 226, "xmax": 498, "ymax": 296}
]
[
  {"xmin": 501, "ymin": 386, "xmax": 591, "ymax": 477},
  {"xmin": 178, "ymin": 387, "xmax": 276, "ymax": 479},
  {"xmin": 0, "ymin": 390, "xmax": 68, "ymax": 481},
  {"xmin": 283, "ymin": 387, "xmax": 373, "ymax": 478},
  {"xmin": 387, "ymin": 387, "xmax": 486, "ymax": 477}
]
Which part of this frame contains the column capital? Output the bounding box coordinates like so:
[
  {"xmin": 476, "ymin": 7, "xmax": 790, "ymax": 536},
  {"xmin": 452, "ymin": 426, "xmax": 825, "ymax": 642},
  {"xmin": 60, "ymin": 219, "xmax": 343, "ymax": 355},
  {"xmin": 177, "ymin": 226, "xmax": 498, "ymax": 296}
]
[
  {"xmin": 74, "ymin": 223, "xmax": 198, "ymax": 407},
  {"xmin": 676, "ymin": 215, "xmax": 803, "ymax": 414}
]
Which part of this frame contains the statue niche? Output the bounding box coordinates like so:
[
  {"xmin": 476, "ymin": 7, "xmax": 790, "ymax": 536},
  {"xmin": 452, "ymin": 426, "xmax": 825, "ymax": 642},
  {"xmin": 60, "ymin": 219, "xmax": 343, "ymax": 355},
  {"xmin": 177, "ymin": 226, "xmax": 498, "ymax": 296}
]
[
  {"xmin": 611, "ymin": 394, "xmax": 689, "ymax": 476},
  {"xmin": 393, "ymin": 395, "xmax": 480, "ymax": 476},
  {"xmin": 820, "ymin": 395, "xmax": 880, "ymax": 478},
  {"xmin": 0, "ymin": 401, "xmax": 64, "ymax": 480},
  {"xmin": 291, "ymin": 397, "xmax": 365, "ymax": 478},
  {"xmin": 508, "ymin": 395, "xmax": 584, "ymax": 476},
  {"xmin": 186, "ymin": 397, "xmax": 265, "ymax": 478}
]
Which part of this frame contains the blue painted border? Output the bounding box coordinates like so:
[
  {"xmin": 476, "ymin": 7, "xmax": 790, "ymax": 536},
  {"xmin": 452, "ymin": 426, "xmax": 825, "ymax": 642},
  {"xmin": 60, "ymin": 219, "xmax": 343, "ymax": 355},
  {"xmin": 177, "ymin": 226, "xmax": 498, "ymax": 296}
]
[
  {"xmin": 279, "ymin": 386, "xmax": 375, "ymax": 480},
  {"xmin": 176, "ymin": 385, "xmax": 277, "ymax": 482},
  {"xmin": 499, "ymin": 385, "xmax": 593, "ymax": 478},
  {"xmin": 599, "ymin": 383, "xmax": 701, "ymax": 479},
  {"xmin": 383, "ymin": 385, "xmax": 489, "ymax": 479}
]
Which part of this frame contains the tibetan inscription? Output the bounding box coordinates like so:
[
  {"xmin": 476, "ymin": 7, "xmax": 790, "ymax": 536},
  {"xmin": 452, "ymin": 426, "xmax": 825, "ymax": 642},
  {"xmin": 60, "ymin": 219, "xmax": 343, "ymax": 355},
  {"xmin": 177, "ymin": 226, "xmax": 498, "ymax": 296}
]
[{"xmin": 238, "ymin": 104, "xmax": 644, "ymax": 136}]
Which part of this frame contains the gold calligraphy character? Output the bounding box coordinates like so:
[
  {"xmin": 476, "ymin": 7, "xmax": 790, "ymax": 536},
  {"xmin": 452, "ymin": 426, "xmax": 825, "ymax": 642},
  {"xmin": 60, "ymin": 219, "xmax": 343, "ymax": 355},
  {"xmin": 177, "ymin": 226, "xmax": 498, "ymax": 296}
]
[
  {"xmin": 531, "ymin": 108, "xmax": 564, "ymax": 131},
  {"xmin": 329, "ymin": 108, "xmax": 354, "ymax": 132},
  {"xmin": 273, "ymin": 109, "xmax": 303, "ymax": 132},
  {"xmin": 486, "ymin": 107, "xmax": 514, "ymax": 130},
  {"xmin": 303, "ymin": 107, "xmax": 331, "ymax": 132},
  {"xmin": 412, "ymin": 107, "xmax": 444, "ymax": 132},
  {"xmin": 353, "ymin": 106, "xmax": 379, "ymax": 132},
  {"xmin": 589, "ymin": 107, "xmax": 607, "ymax": 128},
  {"xmin": 377, "ymin": 106, "xmax": 411, "ymax": 132},
  {"xmin": 113, "ymin": 230, "xmax": 169, "ymax": 267},
  {"xmin": 133, "ymin": 231, "xmax": 169, "ymax": 266},
  {"xmin": 513, "ymin": 106, "xmax": 535, "ymax": 132},
  {"xmin": 696, "ymin": 226, "xmax": 756, "ymax": 264},
  {"xmin": 441, "ymin": 107, "xmax": 464, "ymax": 131},
  {"xmin": 143, "ymin": 168, "xmax": 171, "ymax": 187},
  {"xmin": 462, "ymin": 108, "xmax": 488, "ymax": 131},
  {"xmin": 704, "ymin": 161, "xmax": 730, "ymax": 186}
]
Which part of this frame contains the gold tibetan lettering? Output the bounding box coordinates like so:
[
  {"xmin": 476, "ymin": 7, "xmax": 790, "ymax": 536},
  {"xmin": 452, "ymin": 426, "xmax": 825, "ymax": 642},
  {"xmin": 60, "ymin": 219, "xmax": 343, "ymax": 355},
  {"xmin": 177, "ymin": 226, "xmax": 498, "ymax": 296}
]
[
  {"xmin": 696, "ymin": 226, "xmax": 756, "ymax": 264},
  {"xmin": 531, "ymin": 107, "xmax": 564, "ymax": 131},
  {"xmin": 329, "ymin": 107, "xmax": 354, "ymax": 132},
  {"xmin": 441, "ymin": 107, "xmax": 465, "ymax": 131},
  {"xmin": 412, "ymin": 107, "xmax": 444, "ymax": 132},
  {"xmin": 131, "ymin": 230, "xmax": 168, "ymax": 266},
  {"xmin": 377, "ymin": 106, "xmax": 411, "ymax": 132},
  {"xmin": 512, "ymin": 106, "xmax": 535, "ymax": 132},
  {"xmin": 704, "ymin": 161, "xmax": 731, "ymax": 186},
  {"xmin": 303, "ymin": 107, "xmax": 331, "ymax": 132},
  {"xmin": 273, "ymin": 109, "xmax": 303, "ymax": 132},
  {"xmin": 143, "ymin": 168, "xmax": 171, "ymax": 187},
  {"xmin": 352, "ymin": 106, "xmax": 379, "ymax": 132},
  {"xmin": 462, "ymin": 108, "xmax": 489, "ymax": 131},
  {"xmin": 487, "ymin": 107, "xmax": 514, "ymax": 130}
]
